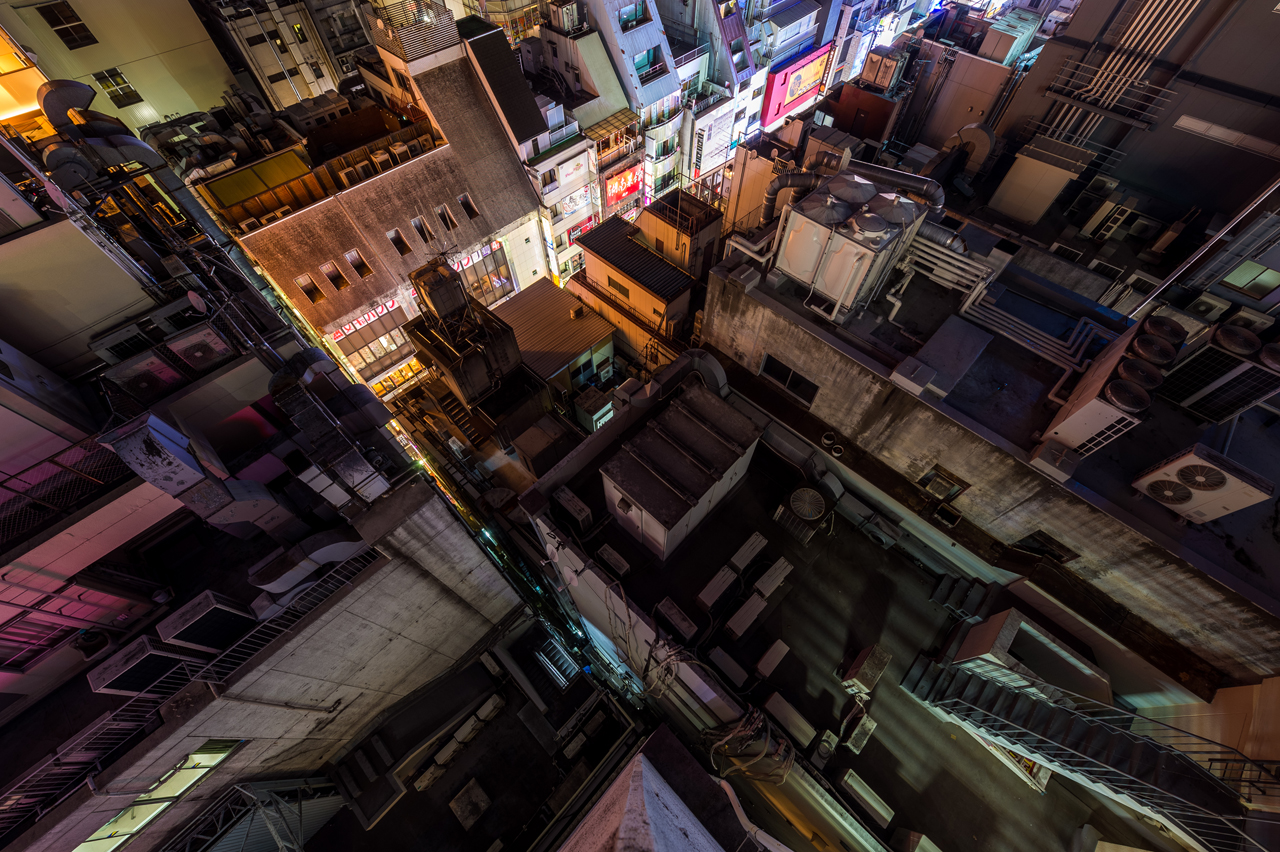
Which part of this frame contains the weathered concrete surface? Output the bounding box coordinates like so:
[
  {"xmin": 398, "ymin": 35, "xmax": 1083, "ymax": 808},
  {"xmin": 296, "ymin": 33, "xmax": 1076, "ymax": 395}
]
[
  {"xmin": 700, "ymin": 272, "xmax": 1280, "ymax": 688},
  {"xmin": 8, "ymin": 489, "xmax": 519, "ymax": 852}
]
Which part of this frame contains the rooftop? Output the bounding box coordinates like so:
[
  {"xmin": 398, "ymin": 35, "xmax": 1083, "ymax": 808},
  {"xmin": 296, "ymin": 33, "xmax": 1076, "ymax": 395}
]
[
  {"xmin": 764, "ymin": 0, "xmax": 820, "ymax": 28},
  {"xmin": 460, "ymin": 18, "xmax": 549, "ymax": 144},
  {"xmin": 489, "ymin": 278, "xmax": 615, "ymax": 380},
  {"xmin": 645, "ymin": 189, "xmax": 723, "ymax": 235},
  {"xmin": 576, "ymin": 217, "xmax": 700, "ymax": 301}
]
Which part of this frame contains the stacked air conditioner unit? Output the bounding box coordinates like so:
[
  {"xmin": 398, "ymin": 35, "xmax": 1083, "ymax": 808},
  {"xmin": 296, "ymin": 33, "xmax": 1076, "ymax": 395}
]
[
  {"xmin": 163, "ymin": 322, "xmax": 238, "ymax": 373},
  {"xmin": 1158, "ymin": 324, "xmax": 1280, "ymax": 423},
  {"xmin": 1184, "ymin": 292, "xmax": 1230, "ymax": 322},
  {"xmin": 1039, "ymin": 317, "xmax": 1185, "ymax": 460},
  {"xmin": 157, "ymin": 591, "xmax": 259, "ymax": 653},
  {"xmin": 87, "ymin": 636, "xmax": 210, "ymax": 696},
  {"xmin": 1132, "ymin": 443, "xmax": 1274, "ymax": 523}
]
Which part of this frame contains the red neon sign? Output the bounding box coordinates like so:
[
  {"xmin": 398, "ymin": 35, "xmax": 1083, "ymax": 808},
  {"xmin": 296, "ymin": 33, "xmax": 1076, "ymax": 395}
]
[{"xmin": 606, "ymin": 164, "xmax": 643, "ymax": 207}]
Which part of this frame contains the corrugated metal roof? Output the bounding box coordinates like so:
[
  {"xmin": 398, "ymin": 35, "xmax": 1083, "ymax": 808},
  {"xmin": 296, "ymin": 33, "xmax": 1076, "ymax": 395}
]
[
  {"xmin": 574, "ymin": 217, "xmax": 698, "ymax": 301},
  {"xmin": 490, "ymin": 278, "xmax": 614, "ymax": 380},
  {"xmin": 765, "ymin": 0, "xmax": 819, "ymax": 29}
]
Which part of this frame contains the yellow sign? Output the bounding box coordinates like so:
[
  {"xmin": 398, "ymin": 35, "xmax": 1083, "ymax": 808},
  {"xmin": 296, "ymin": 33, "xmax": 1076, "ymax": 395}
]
[{"xmin": 785, "ymin": 52, "xmax": 828, "ymax": 103}]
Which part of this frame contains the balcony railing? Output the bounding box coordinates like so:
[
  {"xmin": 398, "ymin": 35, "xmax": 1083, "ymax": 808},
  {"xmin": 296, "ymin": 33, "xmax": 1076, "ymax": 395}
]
[
  {"xmin": 674, "ymin": 42, "xmax": 710, "ymax": 67},
  {"xmin": 638, "ymin": 63, "xmax": 669, "ymax": 86},
  {"xmin": 0, "ymin": 440, "xmax": 136, "ymax": 554},
  {"xmin": 548, "ymin": 120, "xmax": 581, "ymax": 146},
  {"xmin": 569, "ymin": 272, "xmax": 686, "ymax": 354}
]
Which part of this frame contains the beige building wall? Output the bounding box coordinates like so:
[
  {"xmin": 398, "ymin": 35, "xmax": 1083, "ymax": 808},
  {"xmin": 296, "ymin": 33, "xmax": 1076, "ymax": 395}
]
[{"xmin": 0, "ymin": 0, "xmax": 236, "ymax": 131}]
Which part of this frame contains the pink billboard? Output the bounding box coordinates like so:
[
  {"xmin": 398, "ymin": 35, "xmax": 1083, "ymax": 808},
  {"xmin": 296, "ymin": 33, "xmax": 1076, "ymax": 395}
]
[{"xmin": 761, "ymin": 43, "xmax": 833, "ymax": 128}]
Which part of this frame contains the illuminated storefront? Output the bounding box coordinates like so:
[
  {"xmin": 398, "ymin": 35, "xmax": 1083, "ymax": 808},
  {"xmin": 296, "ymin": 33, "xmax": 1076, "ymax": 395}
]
[{"xmin": 761, "ymin": 43, "xmax": 833, "ymax": 128}]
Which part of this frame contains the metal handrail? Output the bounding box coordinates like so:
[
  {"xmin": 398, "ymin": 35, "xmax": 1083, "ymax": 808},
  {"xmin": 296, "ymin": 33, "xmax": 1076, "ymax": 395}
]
[
  {"xmin": 959, "ymin": 659, "xmax": 1280, "ymax": 799},
  {"xmin": 936, "ymin": 687, "xmax": 1267, "ymax": 852}
]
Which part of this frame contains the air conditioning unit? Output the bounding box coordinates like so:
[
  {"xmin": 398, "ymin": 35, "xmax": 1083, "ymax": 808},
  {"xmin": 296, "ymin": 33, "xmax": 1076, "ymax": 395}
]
[
  {"xmin": 1085, "ymin": 175, "xmax": 1119, "ymax": 195},
  {"xmin": 91, "ymin": 323, "xmax": 155, "ymax": 364},
  {"xmin": 338, "ymin": 167, "xmax": 359, "ymax": 188},
  {"xmin": 355, "ymin": 160, "xmax": 376, "ymax": 180},
  {"xmin": 239, "ymin": 217, "xmax": 261, "ymax": 232},
  {"xmin": 406, "ymin": 138, "xmax": 424, "ymax": 157},
  {"xmin": 1042, "ymin": 379, "xmax": 1150, "ymax": 456},
  {"xmin": 1132, "ymin": 443, "xmax": 1274, "ymax": 523},
  {"xmin": 87, "ymin": 636, "xmax": 211, "ymax": 696},
  {"xmin": 1224, "ymin": 305, "xmax": 1275, "ymax": 335},
  {"xmin": 163, "ymin": 322, "xmax": 237, "ymax": 373},
  {"xmin": 156, "ymin": 591, "xmax": 258, "ymax": 652},
  {"xmin": 554, "ymin": 486, "xmax": 593, "ymax": 533},
  {"xmin": 1185, "ymin": 292, "xmax": 1230, "ymax": 322},
  {"xmin": 1159, "ymin": 325, "xmax": 1280, "ymax": 423},
  {"xmin": 389, "ymin": 141, "xmax": 411, "ymax": 163},
  {"xmin": 150, "ymin": 291, "xmax": 209, "ymax": 334},
  {"xmin": 104, "ymin": 351, "xmax": 187, "ymax": 403},
  {"xmin": 773, "ymin": 485, "xmax": 832, "ymax": 546},
  {"xmin": 371, "ymin": 150, "xmax": 392, "ymax": 172}
]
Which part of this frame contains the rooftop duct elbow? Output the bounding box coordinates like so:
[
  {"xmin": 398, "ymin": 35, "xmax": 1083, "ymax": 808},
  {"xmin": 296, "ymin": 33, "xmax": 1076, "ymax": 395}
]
[
  {"xmin": 36, "ymin": 79, "xmax": 96, "ymax": 129},
  {"xmin": 802, "ymin": 149, "xmax": 845, "ymax": 173},
  {"xmin": 917, "ymin": 220, "xmax": 967, "ymax": 253},
  {"xmin": 840, "ymin": 161, "xmax": 946, "ymax": 214},
  {"xmin": 759, "ymin": 171, "xmax": 825, "ymax": 227}
]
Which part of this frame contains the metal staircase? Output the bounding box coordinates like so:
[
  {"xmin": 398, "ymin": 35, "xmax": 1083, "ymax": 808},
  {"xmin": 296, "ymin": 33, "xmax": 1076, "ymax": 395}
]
[
  {"xmin": 903, "ymin": 658, "xmax": 1278, "ymax": 852},
  {"xmin": 436, "ymin": 391, "xmax": 482, "ymax": 444}
]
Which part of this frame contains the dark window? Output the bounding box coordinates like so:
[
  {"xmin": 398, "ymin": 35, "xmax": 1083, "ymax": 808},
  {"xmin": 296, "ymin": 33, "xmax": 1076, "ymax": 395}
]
[
  {"xmin": 310, "ymin": 61, "xmax": 324, "ymax": 78},
  {"xmin": 267, "ymin": 71, "xmax": 286, "ymax": 84},
  {"xmin": 320, "ymin": 261, "xmax": 349, "ymax": 290},
  {"xmin": 436, "ymin": 205, "xmax": 458, "ymax": 231},
  {"xmin": 734, "ymin": 107, "xmax": 747, "ymax": 122},
  {"xmin": 294, "ymin": 274, "xmax": 325, "ymax": 303},
  {"xmin": 36, "ymin": 2, "xmax": 97, "ymax": 49},
  {"xmin": 345, "ymin": 249, "xmax": 374, "ymax": 277},
  {"xmin": 292, "ymin": 23, "xmax": 308, "ymax": 42},
  {"xmin": 245, "ymin": 33, "xmax": 268, "ymax": 46},
  {"xmin": 458, "ymin": 194, "xmax": 480, "ymax": 220},
  {"xmin": 92, "ymin": 68, "xmax": 143, "ymax": 108},
  {"xmin": 388, "ymin": 229, "xmax": 413, "ymax": 256},
  {"xmin": 551, "ymin": 42, "xmax": 558, "ymax": 57},
  {"xmin": 751, "ymin": 86, "xmax": 764, "ymax": 98},
  {"xmin": 917, "ymin": 465, "xmax": 969, "ymax": 503},
  {"xmin": 633, "ymin": 47, "xmax": 661, "ymax": 76},
  {"xmin": 738, "ymin": 79, "xmax": 750, "ymax": 93},
  {"xmin": 760, "ymin": 354, "xmax": 818, "ymax": 404},
  {"xmin": 654, "ymin": 237, "xmax": 664, "ymax": 254},
  {"xmin": 606, "ymin": 276, "xmax": 630, "ymax": 298},
  {"xmin": 411, "ymin": 216, "xmax": 433, "ymax": 244},
  {"xmin": 394, "ymin": 70, "xmax": 412, "ymax": 92},
  {"xmin": 748, "ymin": 112, "xmax": 760, "ymax": 126},
  {"xmin": 541, "ymin": 170, "xmax": 556, "ymax": 188}
]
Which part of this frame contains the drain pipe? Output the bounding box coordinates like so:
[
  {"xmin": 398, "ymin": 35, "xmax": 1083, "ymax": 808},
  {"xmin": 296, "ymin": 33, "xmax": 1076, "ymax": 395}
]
[{"xmin": 715, "ymin": 777, "xmax": 801, "ymax": 852}]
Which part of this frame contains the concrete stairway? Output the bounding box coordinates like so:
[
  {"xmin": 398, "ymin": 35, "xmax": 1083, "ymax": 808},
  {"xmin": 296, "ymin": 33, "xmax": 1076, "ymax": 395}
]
[
  {"xmin": 903, "ymin": 658, "xmax": 1259, "ymax": 852},
  {"xmin": 437, "ymin": 391, "xmax": 482, "ymax": 443}
]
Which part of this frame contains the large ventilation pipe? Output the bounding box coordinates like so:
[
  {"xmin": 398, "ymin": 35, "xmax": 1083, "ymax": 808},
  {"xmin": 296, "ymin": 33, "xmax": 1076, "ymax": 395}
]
[
  {"xmin": 758, "ymin": 171, "xmax": 825, "ymax": 227},
  {"xmin": 917, "ymin": 220, "xmax": 967, "ymax": 253},
  {"xmin": 803, "ymin": 149, "xmax": 845, "ymax": 173},
  {"xmin": 840, "ymin": 161, "xmax": 946, "ymax": 213}
]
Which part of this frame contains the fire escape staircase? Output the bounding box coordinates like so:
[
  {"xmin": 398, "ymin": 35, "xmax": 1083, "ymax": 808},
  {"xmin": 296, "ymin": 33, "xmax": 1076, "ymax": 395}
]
[
  {"xmin": 435, "ymin": 391, "xmax": 482, "ymax": 444},
  {"xmin": 903, "ymin": 658, "xmax": 1279, "ymax": 852}
]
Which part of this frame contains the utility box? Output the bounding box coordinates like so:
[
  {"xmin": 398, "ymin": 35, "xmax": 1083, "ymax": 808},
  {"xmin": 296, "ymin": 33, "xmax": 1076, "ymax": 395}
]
[{"xmin": 840, "ymin": 644, "xmax": 891, "ymax": 695}]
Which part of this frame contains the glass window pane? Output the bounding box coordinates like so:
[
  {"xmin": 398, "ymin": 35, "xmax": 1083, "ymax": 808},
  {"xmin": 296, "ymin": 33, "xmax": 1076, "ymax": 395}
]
[
  {"xmin": 389, "ymin": 328, "xmax": 406, "ymax": 348},
  {"xmin": 1224, "ymin": 261, "xmax": 1266, "ymax": 289},
  {"xmin": 378, "ymin": 334, "xmax": 395, "ymax": 351},
  {"xmin": 136, "ymin": 767, "xmax": 211, "ymax": 801},
  {"xmin": 347, "ymin": 349, "xmax": 366, "ymax": 369},
  {"xmin": 1244, "ymin": 268, "xmax": 1280, "ymax": 298},
  {"xmin": 368, "ymin": 339, "xmax": 386, "ymax": 358},
  {"xmin": 86, "ymin": 802, "xmax": 168, "ymax": 841}
]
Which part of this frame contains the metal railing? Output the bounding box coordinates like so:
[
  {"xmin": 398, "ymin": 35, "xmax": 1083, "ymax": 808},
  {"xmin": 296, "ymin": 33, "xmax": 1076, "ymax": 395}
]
[
  {"xmin": 0, "ymin": 440, "xmax": 135, "ymax": 554},
  {"xmin": 936, "ymin": 677, "xmax": 1267, "ymax": 852},
  {"xmin": 548, "ymin": 120, "xmax": 580, "ymax": 146},
  {"xmin": 1046, "ymin": 58, "xmax": 1173, "ymax": 123},
  {"xmin": 638, "ymin": 63, "xmax": 670, "ymax": 86},
  {"xmin": 959, "ymin": 659, "xmax": 1280, "ymax": 800},
  {"xmin": 674, "ymin": 42, "xmax": 710, "ymax": 67},
  {"xmin": 568, "ymin": 272, "xmax": 687, "ymax": 356},
  {"xmin": 0, "ymin": 548, "xmax": 382, "ymax": 844}
]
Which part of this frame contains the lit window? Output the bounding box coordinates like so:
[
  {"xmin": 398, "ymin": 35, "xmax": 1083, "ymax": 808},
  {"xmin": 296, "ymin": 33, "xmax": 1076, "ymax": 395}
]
[
  {"xmin": 411, "ymin": 216, "xmax": 434, "ymax": 245},
  {"xmin": 294, "ymin": 274, "xmax": 325, "ymax": 303},
  {"xmin": 345, "ymin": 249, "xmax": 374, "ymax": 277},
  {"xmin": 71, "ymin": 741, "xmax": 240, "ymax": 852},
  {"xmin": 388, "ymin": 229, "xmax": 413, "ymax": 256},
  {"xmin": 92, "ymin": 68, "xmax": 143, "ymax": 108},
  {"xmin": 292, "ymin": 23, "xmax": 308, "ymax": 43},
  {"xmin": 1222, "ymin": 260, "xmax": 1280, "ymax": 299},
  {"xmin": 36, "ymin": 2, "xmax": 97, "ymax": 50},
  {"xmin": 320, "ymin": 261, "xmax": 349, "ymax": 290},
  {"xmin": 458, "ymin": 194, "xmax": 480, "ymax": 220}
]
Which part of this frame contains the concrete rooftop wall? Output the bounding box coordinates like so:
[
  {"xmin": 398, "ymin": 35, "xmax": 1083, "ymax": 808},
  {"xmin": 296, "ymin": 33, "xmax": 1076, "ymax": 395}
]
[{"xmin": 700, "ymin": 273, "xmax": 1280, "ymax": 688}]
